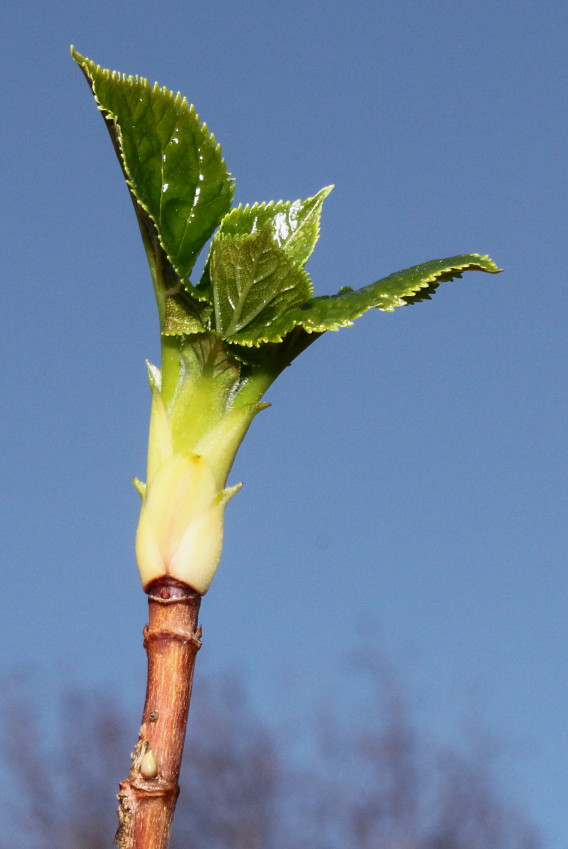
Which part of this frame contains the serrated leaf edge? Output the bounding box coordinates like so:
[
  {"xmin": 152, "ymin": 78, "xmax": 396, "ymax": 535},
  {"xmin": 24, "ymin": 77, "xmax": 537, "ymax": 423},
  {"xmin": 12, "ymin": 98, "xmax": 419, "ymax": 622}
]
[
  {"xmin": 211, "ymin": 226, "xmax": 314, "ymax": 337},
  {"xmin": 212, "ymin": 186, "xmax": 333, "ymax": 262},
  {"xmin": 225, "ymin": 254, "xmax": 502, "ymax": 347},
  {"xmin": 71, "ymin": 48, "xmax": 234, "ymax": 288}
]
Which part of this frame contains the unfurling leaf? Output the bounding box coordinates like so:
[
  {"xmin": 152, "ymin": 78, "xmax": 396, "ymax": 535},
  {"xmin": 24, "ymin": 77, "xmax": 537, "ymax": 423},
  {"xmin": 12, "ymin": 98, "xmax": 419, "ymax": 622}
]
[
  {"xmin": 162, "ymin": 292, "xmax": 211, "ymax": 336},
  {"xmin": 210, "ymin": 225, "xmax": 313, "ymax": 338},
  {"xmin": 212, "ymin": 185, "xmax": 333, "ymax": 267},
  {"xmin": 226, "ymin": 254, "xmax": 502, "ymax": 347},
  {"xmin": 71, "ymin": 48, "xmax": 233, "ymax": 281}
]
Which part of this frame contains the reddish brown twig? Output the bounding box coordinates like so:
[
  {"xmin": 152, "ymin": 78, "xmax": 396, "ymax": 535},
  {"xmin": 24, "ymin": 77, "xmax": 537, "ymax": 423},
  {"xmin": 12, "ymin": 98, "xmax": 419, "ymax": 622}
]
[{"xmin": 115, "ymin": 577, "xmax": 201, "ymax": 849}]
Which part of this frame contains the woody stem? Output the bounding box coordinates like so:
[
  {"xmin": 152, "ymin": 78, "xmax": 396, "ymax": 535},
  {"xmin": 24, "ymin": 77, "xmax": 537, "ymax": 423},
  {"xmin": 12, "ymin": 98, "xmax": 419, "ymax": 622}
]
[{"xmin": 115, "ymin": 577, "xmax": 202, "ymax": 849}]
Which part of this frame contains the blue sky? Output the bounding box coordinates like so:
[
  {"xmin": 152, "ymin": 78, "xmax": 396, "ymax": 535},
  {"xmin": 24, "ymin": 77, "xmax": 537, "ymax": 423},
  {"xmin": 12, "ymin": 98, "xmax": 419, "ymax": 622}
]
[{"xmin": 2, "ymin": 0, "xmax": 567, "ymax": 844}]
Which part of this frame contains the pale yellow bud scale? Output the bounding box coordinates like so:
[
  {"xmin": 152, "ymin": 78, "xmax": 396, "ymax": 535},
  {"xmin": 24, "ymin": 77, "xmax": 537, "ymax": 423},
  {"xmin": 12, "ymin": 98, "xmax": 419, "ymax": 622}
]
[{"xmin": 136, "ymin": 451, "xmax": 241, "ymax": 594}]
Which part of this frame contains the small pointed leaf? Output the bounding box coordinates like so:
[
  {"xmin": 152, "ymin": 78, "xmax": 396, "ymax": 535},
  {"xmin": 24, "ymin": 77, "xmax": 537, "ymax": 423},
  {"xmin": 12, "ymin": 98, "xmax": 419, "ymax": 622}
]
[
  {"xmin": 210, "ymin": 226, "xmax": 313, "ymax": 339},
  {"xmin": 228, "ymin": 254, "xmax": 501, "ymax": 346},
  {"xmin": 162, "ymin": 292, "xmax": 212, "ymax": 336},
  {"xmin": 72, "ymin": 49, "xmax": 234, "ymax": 281},
  {"xmin": 132, "ymin": 477, "xmax": 147, "ymax": 499},
  {"xmin": 213, "ymin": 185, "xmax": 333, "ymax": 267}
]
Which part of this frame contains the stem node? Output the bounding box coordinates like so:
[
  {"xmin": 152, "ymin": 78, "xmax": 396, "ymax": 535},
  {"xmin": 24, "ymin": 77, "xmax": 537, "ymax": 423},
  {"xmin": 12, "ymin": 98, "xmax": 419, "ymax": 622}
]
[{"xmin": 114, "ymin": 578, "xmax": 201, "ymax": 849}]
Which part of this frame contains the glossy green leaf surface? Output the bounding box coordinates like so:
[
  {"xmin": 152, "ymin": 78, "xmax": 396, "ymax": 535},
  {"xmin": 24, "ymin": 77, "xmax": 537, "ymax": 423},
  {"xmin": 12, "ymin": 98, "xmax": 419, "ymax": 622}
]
[
  {"xmin": 227, "ymin": 254, "xmax": 501, "ymax": 346},
  {"xmin": 213, "ymin": 185, "xmax": 333, "ymax": 268},
  {"xmin": 210, "ymin": 226, "xmax": 313, "ymax": 338},
  {"xmin": 72, "ymin": 49, "xmax": 233, "ymax": 280}
]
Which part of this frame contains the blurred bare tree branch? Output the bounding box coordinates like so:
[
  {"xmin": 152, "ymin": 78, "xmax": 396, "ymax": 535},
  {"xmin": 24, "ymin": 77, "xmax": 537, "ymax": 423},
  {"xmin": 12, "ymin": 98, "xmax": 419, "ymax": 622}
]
[{"xmin": 0, "ymin": 661, "xmax": 542, "ymax": 849}]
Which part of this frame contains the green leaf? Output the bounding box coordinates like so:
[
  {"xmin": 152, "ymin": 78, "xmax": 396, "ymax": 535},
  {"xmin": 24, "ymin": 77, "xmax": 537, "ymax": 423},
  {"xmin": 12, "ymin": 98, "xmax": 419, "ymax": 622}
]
[
  {"xmin": 210, "ymin": 225, "xmax": 313, "ymax": 338},
  {"xmin": 162, "ymin": 291, "xmax": 212, "ymax": 336},
  {"xmin": 72, "ymin": 48, "xmax": 234, "ymax": 280},
  {"xmin": 228, "ymin": 254, "xmax": 502, "ymax": 346},
  {"xmin": 212, "ymin": 185, "xmax": 333, "ymax": 267}
]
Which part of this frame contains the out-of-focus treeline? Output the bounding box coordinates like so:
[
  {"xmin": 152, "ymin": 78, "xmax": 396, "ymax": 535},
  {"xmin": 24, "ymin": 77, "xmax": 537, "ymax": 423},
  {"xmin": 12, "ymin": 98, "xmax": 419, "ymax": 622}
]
[{"xmin": 0, "ymin": 654, "xmax": 542, "ymax": 849}]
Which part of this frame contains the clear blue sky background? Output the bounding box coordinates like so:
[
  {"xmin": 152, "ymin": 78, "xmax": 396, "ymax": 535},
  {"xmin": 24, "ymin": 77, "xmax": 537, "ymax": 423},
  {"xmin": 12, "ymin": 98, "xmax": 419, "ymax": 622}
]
[{"xmin": 2, "ymin": 0, "xmax": 567, "ymax": 845}]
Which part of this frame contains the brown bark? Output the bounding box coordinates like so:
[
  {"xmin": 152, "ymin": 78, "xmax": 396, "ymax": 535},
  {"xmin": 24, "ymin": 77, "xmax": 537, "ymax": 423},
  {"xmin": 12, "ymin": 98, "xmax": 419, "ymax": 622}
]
[{"xmin": 115, "ymin": 577, "xmax": 202, "ymax": 849}]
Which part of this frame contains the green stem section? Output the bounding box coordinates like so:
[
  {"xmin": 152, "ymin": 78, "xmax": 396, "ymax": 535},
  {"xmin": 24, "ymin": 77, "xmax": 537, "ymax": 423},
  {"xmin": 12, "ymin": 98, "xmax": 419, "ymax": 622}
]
[{"xmin": 157, "ymin": 334, "xmax": 283, "ymax": 486}]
